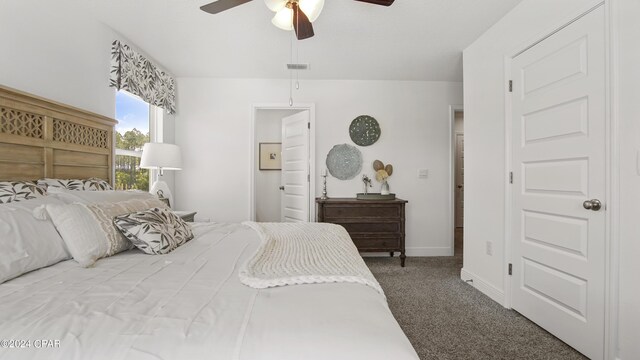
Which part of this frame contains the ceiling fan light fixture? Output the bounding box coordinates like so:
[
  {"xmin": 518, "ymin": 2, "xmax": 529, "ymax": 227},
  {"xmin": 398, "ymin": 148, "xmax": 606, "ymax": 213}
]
[
  {"xmin": 272, "ymin": 7, "xmax": 294, "ymax": 30},
  {"xmin": 264, "ymin": 0, "xmax": 286, "ymax": 12},
  {"xmin": 202, "ymin": 0, "xmax": 393, "ymax": 38},
  {"xmin": 270, "ymin": 0, "xmax": 323, "ymax": 32}
]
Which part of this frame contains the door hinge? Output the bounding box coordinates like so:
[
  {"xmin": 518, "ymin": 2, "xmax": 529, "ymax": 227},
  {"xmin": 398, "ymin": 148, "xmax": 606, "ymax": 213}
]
[
  {"xmin": 509, "ymin": 171, "xmax": 513, "ymax": 184},
  {"xmin": 307, "ymin": 122, "xmax": 310, "ymax": 129},
  {"xmin": 508, "ymin": 263, "xmax": 513, "ymax": 275},
  {"xmin": 307, "ymin": 174, "xmax": 310, "ymax": 182},
  {"xmin": 508, "ymin": 80, "xmax": 513, "ymax": 92}
]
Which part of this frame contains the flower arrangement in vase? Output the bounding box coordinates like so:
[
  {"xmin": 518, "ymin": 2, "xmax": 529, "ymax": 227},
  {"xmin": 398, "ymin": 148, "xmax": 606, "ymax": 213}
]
[{"xmin": 373, "ymin": 160, "xmax": 393, "ymax": 195}]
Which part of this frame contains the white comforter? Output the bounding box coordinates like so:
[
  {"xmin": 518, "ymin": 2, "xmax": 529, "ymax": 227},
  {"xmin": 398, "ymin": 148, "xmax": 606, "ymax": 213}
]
[{"xmin": 0, "ymin": 223, "xmax": 418, "ymax": 360}]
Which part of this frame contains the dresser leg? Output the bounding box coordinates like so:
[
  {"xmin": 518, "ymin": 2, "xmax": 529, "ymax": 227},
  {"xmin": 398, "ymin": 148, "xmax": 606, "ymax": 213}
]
[
  {"xmin": 400, "ymin": 253, "xmax": 406, "ymax": 267},
  {"xmin": 390, "ymin": 252, "xmax": 394, "ymax": 257}
]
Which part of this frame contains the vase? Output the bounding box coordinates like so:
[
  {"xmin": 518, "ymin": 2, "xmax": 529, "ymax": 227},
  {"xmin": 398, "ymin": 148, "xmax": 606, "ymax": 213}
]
[{"xmin": 381, "ymin": 180, "xmax": 390, "ymax": 195}]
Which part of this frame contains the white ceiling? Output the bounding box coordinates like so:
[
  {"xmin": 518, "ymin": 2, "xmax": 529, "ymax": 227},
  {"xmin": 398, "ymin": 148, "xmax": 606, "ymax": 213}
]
[{"xmin": 70, "ymin": 0, "xmax": 523, "ymax": 81}]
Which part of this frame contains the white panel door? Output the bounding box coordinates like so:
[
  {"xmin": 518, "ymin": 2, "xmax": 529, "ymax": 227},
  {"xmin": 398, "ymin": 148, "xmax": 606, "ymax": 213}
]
[
  {"xmin": 280, "ymin": 111, "xmax": 310, "ymax": 222},
  {"xmin": 511, "ymin": 6, "xmax": 606, "ymax": 359},
  {"xmin": 455, "ymin": 133, "xmax": 464, "ymax": 228}
]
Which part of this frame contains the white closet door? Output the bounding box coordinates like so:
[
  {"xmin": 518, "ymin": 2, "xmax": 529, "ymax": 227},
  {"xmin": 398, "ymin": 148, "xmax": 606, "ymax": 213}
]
[
  {"xmin": 511, "ymin": 6, "xmax": 606, "ymax": 359},
  {"xmin": 280, "ymin": 111, "xmax": 310, "ymax": 222}
]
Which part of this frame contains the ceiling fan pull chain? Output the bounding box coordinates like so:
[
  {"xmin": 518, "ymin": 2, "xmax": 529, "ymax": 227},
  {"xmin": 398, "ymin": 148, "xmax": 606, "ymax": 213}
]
[
  {"xmin": 289, "ymin": 30, "xmax": 294, "ymax": 106},
  {"xmin": 295, "ymin": 36, "xmax": 300, "ymax": 90},
  {"xmin": 289, "ymin": 71, "xmax": 294, "ymax": 106}
]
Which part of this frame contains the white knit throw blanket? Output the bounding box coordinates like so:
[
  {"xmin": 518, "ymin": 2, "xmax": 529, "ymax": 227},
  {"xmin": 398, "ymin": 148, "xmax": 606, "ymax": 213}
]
[{"xmin": 240, "ymin": 222, "xmax": 384, "ymax": 296}]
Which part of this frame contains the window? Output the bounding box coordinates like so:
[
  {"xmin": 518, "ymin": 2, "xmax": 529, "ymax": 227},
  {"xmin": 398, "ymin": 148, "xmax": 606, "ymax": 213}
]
[{"xmin": 115, "ymin": 90, "xmax": 151, "ymax": 191}]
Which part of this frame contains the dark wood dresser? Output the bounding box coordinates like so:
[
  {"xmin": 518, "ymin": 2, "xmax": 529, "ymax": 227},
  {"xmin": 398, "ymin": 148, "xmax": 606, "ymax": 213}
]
[{"xmin": 316, "ymin": 198, "xmax": 408, "ymax": 267}]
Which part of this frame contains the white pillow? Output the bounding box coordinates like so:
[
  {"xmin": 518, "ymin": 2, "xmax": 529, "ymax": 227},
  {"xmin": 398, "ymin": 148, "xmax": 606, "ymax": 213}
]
[
  {"xmin": 48, "ymin": 187, "xmax": 156, "ymax": 205},
  {"xmin": 0, "ymin": 197, "xmax": 70, "ymax": 284},
  {"xmin": 45, "ymin": 198, "xmax": 168, "ymax": 267}
]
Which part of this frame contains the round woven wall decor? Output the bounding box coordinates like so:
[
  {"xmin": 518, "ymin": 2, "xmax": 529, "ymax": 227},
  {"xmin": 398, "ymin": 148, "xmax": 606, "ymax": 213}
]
[
  {"xmin": 326, "ymin": 144, "xmax": 363, "ymax": 180},
  {"xmin": 349, "ymin": 115, "xmax": 381, "ymax": 146}
]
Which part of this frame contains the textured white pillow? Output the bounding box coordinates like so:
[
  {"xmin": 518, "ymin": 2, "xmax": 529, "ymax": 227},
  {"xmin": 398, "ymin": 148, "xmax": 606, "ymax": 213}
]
[
  {"xmin": 45, "ymin": 198, "xmax": 168, "ymax": 267},
  {"xmin": 0, "ymin": 197, "xmax": 70, "ymax": 284},
  {"xmin": 47, "ymin": 187, "xmax": 156, "ymax": 205}
]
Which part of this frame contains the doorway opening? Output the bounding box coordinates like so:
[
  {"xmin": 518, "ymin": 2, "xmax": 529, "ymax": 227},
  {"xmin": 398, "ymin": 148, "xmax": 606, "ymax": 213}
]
[
  {"xmin": 449, "ymin": 105, "xmax": 464, "ymax": 258},
  {"xmin": 250, "ymin": 104, "xmax": 316, "ymax": 222},
  {"xmin": 453, "ymin": 110, "xmax": 464, "ymax": 256}
]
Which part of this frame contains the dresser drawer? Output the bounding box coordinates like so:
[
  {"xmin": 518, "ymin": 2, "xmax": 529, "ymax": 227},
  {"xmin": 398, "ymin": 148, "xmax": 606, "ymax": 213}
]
[
  {"xmin": 316, "ymin": 198, "xmax": 407, "ymax": 266},
  {"xmin": 323, "ymin": 204, "xmax": 401, "ymax": 219},
  {"xmin": 351, "ymin": 236, "xmax": 400, "ymax": 250},
  {"xmin": 333, "ymin": 221, "xmax": 400, "ymax": 234}
]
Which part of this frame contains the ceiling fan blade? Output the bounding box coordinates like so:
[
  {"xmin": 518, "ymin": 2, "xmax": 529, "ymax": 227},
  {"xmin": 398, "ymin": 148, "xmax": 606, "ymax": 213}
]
[
  {"xmin": 354, "ymin": 0, "xmax": 395, "ymax": 6},
  {"xmin": 200, "ymin": 0, "xmax": 253, "ymax": 14},
  {"xmin": 292, "ymin": 2, "xmax": 315, "ymax": 40}
]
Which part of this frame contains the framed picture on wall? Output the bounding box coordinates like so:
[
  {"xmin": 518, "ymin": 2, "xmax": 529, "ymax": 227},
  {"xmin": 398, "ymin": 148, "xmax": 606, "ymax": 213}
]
[{"xmin": 259, "ymin": 142, "xmax": 282, "ymax": 170}]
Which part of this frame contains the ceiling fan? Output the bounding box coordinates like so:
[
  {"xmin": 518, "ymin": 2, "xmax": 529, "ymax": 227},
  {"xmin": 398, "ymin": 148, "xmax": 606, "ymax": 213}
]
[{"xmin": 200, "ymin": 0, "xmax": 395, "ymax": 40}]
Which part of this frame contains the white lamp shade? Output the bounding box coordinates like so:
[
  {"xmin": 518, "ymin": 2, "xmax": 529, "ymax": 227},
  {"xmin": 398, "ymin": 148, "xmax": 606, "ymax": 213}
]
[{"xmin": 140, "ymin": 143, "xmax": 182, "ymax": 171}]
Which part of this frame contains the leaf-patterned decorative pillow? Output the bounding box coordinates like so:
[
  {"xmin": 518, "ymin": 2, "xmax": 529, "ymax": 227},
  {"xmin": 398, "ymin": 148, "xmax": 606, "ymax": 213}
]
[
  {"xmin": 113, "ymin": 208, "xmax": 193, "ymax": 255},
  {"xmin": 37, "ymin": 178, "xmax": 113, "ymax": 191},
  {"xmin": 0, "ymin": 181, "xmax": 47, "ymax": 204}
]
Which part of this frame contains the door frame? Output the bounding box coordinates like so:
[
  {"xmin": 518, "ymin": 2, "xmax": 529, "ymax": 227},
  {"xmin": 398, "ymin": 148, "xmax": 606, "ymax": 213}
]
[
  {"xmin": 249, "ymin": 103, "xmax": 316, "ymax": 222},
  {"xmin": 502, "ymin": 2, "xmax": 619, "ymax": 359},
  {"xmin": 448, "ymin": 104, "xmax": 464, "ymax": 256}
]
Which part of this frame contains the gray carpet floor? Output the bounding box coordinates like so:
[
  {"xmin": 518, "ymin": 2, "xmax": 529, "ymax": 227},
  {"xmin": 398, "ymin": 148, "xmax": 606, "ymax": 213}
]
[{"xmin": 364, "ymin": 232, "xmax": 587, "ymax": 360}]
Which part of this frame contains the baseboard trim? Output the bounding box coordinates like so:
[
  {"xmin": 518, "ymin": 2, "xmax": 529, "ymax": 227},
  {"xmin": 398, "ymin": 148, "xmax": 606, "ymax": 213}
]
[
  {"xmin": 406, "ymin": 247, "xmax": 452, "ymax": 256},
  {"xmin": 460, "ymin": 268, "xmax": 506, "ymax": 306}
]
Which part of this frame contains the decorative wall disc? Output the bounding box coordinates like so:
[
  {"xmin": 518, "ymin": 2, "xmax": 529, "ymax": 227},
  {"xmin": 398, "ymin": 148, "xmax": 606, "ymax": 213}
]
[
  {"xmin": 349, "ymin": 115, "xmax": 381, "ymax": 146},
  {"xmin": 326, "ymin": 144, "xmax": 363, "ymax": 180}
]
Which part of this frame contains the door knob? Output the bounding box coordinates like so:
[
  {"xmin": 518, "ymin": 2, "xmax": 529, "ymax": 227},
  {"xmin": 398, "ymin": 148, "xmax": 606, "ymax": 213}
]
[
  {"xmin": 279, "ymin": 186, "xmax": 285, "ymax": 191},
  {"xmin": 583, "ymin": 199, "xmax": 602, "ymax": 211},
  {"xmin": 457, "ymin": 185, "xmax": 463, "ymax": 189}
]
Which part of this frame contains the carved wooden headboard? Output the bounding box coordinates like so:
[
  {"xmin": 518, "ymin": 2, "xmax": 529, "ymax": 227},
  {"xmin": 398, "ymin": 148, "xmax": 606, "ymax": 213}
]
[{"xmin": 0, "ymin": 85, "xmax": 116, "ymax": 185}]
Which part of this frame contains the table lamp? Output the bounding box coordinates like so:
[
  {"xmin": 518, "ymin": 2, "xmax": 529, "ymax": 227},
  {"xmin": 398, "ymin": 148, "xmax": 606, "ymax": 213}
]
[{"xmin": 140, "ymin": 142, "xmax": 182, "ymax": 207}]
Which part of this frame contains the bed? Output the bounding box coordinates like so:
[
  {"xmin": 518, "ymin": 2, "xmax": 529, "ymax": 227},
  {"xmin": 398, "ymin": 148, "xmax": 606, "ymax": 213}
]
[{"xmin": 0, "ymin": 86, "xmax": 419, "ymax": 360}]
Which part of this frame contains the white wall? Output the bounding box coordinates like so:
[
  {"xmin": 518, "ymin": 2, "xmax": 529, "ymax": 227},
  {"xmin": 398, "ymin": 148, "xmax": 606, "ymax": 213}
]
[
  {"xmin": 463, "ymin": 0, "xmax": 639, "ymax": 358},
  {"xmin": 0, "ymin": 0, "xmax": 116, "ymax": 118},
  {"xmin": 615, "ymin": 1, "xmax": 640, "ymax": 358},
  {"xmin": 175, "ymin": 78, "xmax": 462, "ymax": 256},
  {"xmin": 254, "ymin": 109, "xmax": 302, "ymax": 222}
]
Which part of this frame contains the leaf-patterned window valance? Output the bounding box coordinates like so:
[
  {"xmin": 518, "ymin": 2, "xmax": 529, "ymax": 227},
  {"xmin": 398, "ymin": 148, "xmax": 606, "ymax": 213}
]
[{"xmin": 109, "ymin": 40, "xmax": 176, "ymax": 114}]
